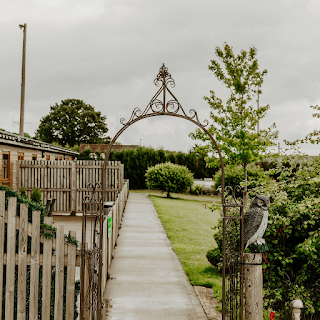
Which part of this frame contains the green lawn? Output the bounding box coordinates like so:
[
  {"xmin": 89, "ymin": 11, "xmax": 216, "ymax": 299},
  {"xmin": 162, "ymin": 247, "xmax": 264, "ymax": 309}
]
[{"xmin": 132, "ymin": 190, "xmax": 223, "ymax": 301}]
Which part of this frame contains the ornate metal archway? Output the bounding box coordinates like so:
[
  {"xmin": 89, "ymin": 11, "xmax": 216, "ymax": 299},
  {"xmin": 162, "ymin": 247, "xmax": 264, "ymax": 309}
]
[{"xmin": 80, "ymin": 64, "xmax": 244, "ymax": 320}]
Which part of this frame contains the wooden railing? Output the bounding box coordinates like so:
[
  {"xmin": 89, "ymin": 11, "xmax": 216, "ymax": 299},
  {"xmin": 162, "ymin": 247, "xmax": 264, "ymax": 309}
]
[{"xmin": 101, "ymin": 180, "xmax": 129, "ymax": 293}]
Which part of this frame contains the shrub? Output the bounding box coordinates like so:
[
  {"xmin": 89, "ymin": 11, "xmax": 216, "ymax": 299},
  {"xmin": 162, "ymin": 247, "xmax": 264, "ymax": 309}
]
[
  {"xmin": 31, "ymin": 187, "xmax": 42, "ymax": 204},
  {"xmin": 213, "ymin": 164, "xmax": 264, "ymax": 190},
  {"xmin": 109, "ymin": 147, "xmax": 218, "ymax": 189},
  {"xmin": 145, "ymin": 162, "xmax": 194, "ymax": 197},
  {"xmin": 193, "ymin": 184, "xmax": 203, "ymax": 195},
  {"xmin": 20, "ymin": 187, "xmax": 28, "ymax": 200},
  {"xmin": 207, "ymin": 155, "xmax": 320, "ymax": 318}
]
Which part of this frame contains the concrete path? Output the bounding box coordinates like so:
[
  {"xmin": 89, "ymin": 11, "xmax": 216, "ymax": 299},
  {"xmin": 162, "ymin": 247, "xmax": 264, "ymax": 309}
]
[{"xmin": 103, "ymin": 193, "xmax": 208, "ymax": 320}]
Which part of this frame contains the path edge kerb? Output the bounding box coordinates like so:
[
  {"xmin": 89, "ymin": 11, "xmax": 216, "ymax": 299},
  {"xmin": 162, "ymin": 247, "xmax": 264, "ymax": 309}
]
[{"xmin": 147, "ymin": 193, "xmax": 209, "ymax": 319}]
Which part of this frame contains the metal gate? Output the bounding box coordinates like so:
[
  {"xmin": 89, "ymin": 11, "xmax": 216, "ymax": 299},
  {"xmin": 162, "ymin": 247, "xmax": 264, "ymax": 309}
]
[
  {"xmin": 79, "ymin": 64, "xmax": 244, "ymax": 319},
  {"xmin": 222, "ymin": 186, "xmax": 244, "ymax": 319},
  {"xmin": 80, "ymin": 182, "xmax": 104, "ymax": 320}
]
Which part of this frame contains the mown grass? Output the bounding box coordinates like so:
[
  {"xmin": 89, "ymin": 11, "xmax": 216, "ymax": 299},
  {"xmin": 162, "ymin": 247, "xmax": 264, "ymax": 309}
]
[{"xmin": 136, "ymin": 190, "xmax": 223, "ymax": 301}]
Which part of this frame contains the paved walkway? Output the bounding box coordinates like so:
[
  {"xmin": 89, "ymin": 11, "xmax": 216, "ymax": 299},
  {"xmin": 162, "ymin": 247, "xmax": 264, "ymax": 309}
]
[{"xmin": 103, "ymin": 193, "xmax": 208, "ymax": 320}]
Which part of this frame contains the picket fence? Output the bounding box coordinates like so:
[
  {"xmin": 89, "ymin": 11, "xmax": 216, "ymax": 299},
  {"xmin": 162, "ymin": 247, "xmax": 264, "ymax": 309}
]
[
  {"xmin": 16, "ymin": 160, "xmax": 124, "ymax": 214},
  {"xmin": 0, "ymin": 190, "xmax": 80, "ymax": 320},
  {"xmin": 0, "ymin": 179, "xmax": 129, "ymax": 319}
]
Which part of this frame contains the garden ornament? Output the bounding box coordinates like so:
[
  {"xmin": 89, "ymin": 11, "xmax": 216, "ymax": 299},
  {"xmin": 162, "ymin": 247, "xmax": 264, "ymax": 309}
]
[
  {"xmin": 289, "ymin": 299, "xmax": 303, "ymax": 320},
  {"xmin": 244, "ymin": 194, "xmax": 270, "ymax": 250}
]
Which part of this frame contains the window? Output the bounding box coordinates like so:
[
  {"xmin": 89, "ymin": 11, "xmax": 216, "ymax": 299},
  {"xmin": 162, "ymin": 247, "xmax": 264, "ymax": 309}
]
[
  {"xmin": 18, "ymin": 153, "xmax": 24, "ymax": 160},
  {"xmin": 3, "ymin": 152, "xmax": 10, "ymax": 180},
  {"xmin": 32, "ymin": 154, "xmax": 37, "ymax": 160}
]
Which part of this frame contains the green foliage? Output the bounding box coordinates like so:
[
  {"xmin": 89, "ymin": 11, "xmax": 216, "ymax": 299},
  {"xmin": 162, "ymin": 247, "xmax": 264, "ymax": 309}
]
[
  {"xmin": 35, "ymin": 99, "xmax": 110, "ymax": 147},
  {"xmin": 20, "ymin": 187, "xmax": 28, "ymax": 200},
  {"xmin": 250, "ymin": 155, "xmax": 320, "ymax": 318},
  {"xmin": 108, "ymin": 146, "xmax": 218, "ymax": 189},
  {"xmin": 78, "ymin": 148, "xmax": 92, "ymax": 160},
  {"xmin": 207, "ymin": 155, "xmax": 320, "ymax": 318},
  {"xmin": 193, "ymin": 184, "xmax": 203, "ymax": 195},
  {"xmin": 145, "ymin": 162, "xmax": 194, "ymax": 197},
  {"xmin": 190, "ymin": 43, "xmax": 278, "ymax": 192},
  {"xmin": 31, "ymin": 187, "xmax": 42, "ymax": 204},
  {"xmin": 0, "ymin": 184, "xmax": 46, "ymax": 222},
  {"xmin": 213, "ymin": 164, "xmax": 264, "ymax": 190}
]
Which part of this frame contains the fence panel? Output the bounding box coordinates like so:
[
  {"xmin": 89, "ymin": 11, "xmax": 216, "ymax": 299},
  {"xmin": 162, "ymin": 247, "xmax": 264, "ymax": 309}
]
[
  {"xmin": 17, "ymin": 160, "xmax": 123, "ymax": 214},
  {"xmin": 0, "ymin": 193, "xmax": 80, "ymax": 319}
]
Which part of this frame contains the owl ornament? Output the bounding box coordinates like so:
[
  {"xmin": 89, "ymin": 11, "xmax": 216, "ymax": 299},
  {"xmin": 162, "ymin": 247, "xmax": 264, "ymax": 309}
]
[{"xmin": 244, "ymin": 194, "xmax": 270, "ymax": 252}]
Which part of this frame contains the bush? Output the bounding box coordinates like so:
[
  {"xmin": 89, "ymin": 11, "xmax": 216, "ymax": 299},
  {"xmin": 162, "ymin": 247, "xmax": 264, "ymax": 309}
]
[
  {"xmin": 109, "ymin": 147, "xmax": 218, "ymax": 189},
  {"xmin": 213, "ymin": 164, "xmax": 264, "ymax": 190},
  {"xmin": 31, "ymin": 187, "xmax": 42, "ymax": 204},
  {"xmin": 145, "ymin": 162, "xmax": 194, "ymax": 197},
  {"xmin": 193, "ymin": 184, "xmax": 203, "ymax": 195},
  {"xmin": 207, "ymin": 155, "xmax": 320, "ymax": 318}
]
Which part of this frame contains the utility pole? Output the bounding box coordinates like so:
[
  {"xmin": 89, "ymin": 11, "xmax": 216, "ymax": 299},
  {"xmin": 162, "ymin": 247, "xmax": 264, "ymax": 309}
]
[{"xmin": 19, "ymin": 23, "xmax": 27, "ymax": 137}]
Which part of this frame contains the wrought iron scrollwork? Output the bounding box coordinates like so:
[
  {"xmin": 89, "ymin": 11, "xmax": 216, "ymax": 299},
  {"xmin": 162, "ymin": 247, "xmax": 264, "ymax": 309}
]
[
  {"xmin": 80, "ymin": 182, "xmax": 104, "ymax": 320},
  {"xmin": 153, "ymin": 63, "xmax": 175, "ymax": 88},
  {"xmin": 224, "ymin": 185, "xmax": 244, "ymax": 206},
  {"xmin": 119, "ymin": 64, "xmax": 209, "ymax": 128},
  {"xmin": 223, "ymin": 184, "xmax": 244, "ymax": 320}
]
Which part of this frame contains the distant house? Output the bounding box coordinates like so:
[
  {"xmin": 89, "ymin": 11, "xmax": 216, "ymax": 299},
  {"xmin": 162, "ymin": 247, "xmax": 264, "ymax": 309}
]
[
  {"xmin": 80, "ymin": 143, "xmax": 139, "ymax": 154},
  {"xmin": 0, "ymin": 130, "xmax": 78, "ymax": 189}
]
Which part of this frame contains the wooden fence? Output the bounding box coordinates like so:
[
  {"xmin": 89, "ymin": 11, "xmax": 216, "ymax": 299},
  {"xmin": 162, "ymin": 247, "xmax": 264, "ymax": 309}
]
[
  {"xmin": 101, "ymin": 180, "xmax": 129, "ymax": 293},
  {"xmin": 15, "ymin": 160, "xmax": 124, "ymax": 214},
  {"xmin": 0, "ymin": 179, "xmax": 129, "ymax": 319},
  {"xmin": 0, "ymin": 190, "xmax": 81, "ymax": 319},
  {"xmin": 80, "ymin": 179, "xmax": 129, "ymax": 319}
]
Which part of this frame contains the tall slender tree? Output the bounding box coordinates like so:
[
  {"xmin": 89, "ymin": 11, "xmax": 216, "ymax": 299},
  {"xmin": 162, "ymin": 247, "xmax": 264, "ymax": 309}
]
[{"xmin": 191, "ymin": 43, "xmax": 278, "ymax": 202}]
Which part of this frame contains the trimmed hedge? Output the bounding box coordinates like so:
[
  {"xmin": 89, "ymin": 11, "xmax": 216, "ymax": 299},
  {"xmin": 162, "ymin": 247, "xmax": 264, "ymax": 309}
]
[{"xmin": 108, "ymin": 147, "xmax": 218, "ymax": 189}]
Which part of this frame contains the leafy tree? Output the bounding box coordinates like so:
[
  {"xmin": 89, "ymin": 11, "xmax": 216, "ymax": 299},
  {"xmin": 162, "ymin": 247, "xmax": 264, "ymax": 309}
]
[
  {"xmin": 145, "ymin": 162, "xmax": 194, "ymax": 197},
  {"xmin": 190, "ymin": 43, "xmax": 278, "ymax": 202},
  {"xmin": 35, "ymin": 99, "xmax": 110, "ymax": 147}
]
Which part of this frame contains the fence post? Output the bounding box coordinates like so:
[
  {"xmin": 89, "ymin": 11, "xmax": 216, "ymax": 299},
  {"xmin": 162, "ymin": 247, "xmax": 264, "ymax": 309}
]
[
  {"xmin": 29, "ymin": 210, "xmax": 41, "ymax": 319},
  {"xmin": 42, "ymin": 217, "xmax": 53, "ymax": 320},
  {"xmin": 244, "ymin": 253, "xmax": 263, "ymax": 320},
  {"xmin": 5, "ymin": 197, "xmax": 17, "ymax": 319},
  {"xmin": 71, "ymin": 161, "xmax": 76, "ymax": 215},
  {"xmin": 66, "ymin": 231, "xmax": 77, "ymax": 320},
  {"xmin": 54, "ymin": 224, "xmax": 65, "ymax": 320},
  {"xmin": 17, "ymin": 204, "xmax": 28, "ymax": 320}
]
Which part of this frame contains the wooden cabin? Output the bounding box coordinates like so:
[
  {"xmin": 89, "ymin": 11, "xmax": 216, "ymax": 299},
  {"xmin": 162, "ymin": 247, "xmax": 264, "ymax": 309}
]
[{"xmin": 0, "ymin": 130, "xmax": 78, "ymax": 189}]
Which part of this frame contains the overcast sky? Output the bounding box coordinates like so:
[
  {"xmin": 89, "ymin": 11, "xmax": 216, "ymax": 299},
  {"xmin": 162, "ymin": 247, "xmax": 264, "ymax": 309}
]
[{"xmin": 1, "ymin": 0, "xmax": 320, "ymax": 155}]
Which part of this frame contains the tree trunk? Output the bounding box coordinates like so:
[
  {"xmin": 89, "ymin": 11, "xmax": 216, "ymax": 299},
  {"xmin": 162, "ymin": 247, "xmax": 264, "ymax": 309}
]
[
  {"xmin": 244, "ymin": 163, "xmax": 248, "ymax": 207},
  {"xmin": 167, "ymin": 190, "xmax": 170, "ymax": 198}
]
